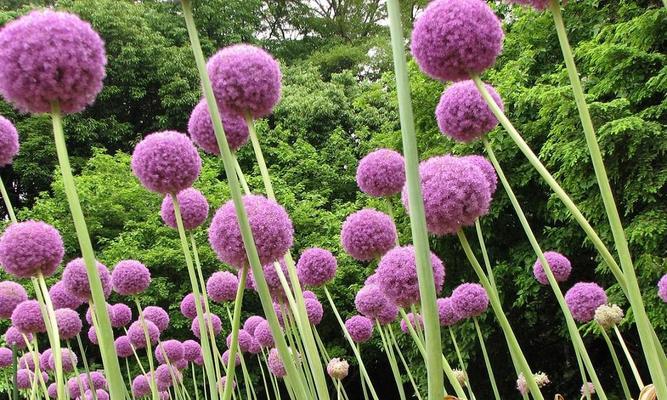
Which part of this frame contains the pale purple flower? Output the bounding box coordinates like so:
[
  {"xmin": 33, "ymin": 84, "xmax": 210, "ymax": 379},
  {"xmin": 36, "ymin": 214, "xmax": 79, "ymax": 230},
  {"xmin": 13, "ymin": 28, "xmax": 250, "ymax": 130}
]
[
  {"xmin": 112, "ymin": 260, "xmax": 151, "ymax": 296},
  {"xmin": 188, "ymin": 99, "xmax": 250, "ymax": 154},
  {"xmin": 296, "ymin": 247, "xmax": 337, "ymax": 287},
  {"xmin": 436, "ymin": 81, "xmax": 503, "ymax": 142},
  {"xmin": 160, "ymin": 188, "xmax": 209, "ymax": 231},
  {"xmin": 341, "ymin": 208, "xmax": 397, "ymax": 261},
  {"xmin": 0, "ymin": 220, "xmax": 64, "ymax": 278},
  {"xmin": 565, "ymin": 282, "xmax": 607, "ymax": 323},
  {"xmin": 533, "ymin": 251, "xmax": 572, "ymax": 285},
  {"xmin": 0, "ymin": 116, "xmax": 19, "ymax": 166},
  {"xmin": 356, "ymin": 149, "xmax": 406, "ymax": 197},
  {"xmin": 0, "ymin": 281, "xmax": 27, "ymax": 319}
]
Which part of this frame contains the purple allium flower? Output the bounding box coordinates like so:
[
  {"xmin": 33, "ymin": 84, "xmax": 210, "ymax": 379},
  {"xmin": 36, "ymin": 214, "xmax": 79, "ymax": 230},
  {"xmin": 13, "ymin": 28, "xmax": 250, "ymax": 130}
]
[
  {"xmin": 173, "ymin": 358, "xmax": 188, "ymax": 370},
  {"xmin": 327, "ymin": 358, "xmax": 349, "ymax": 380},
  {"xmin": 533, "ymin": 251, "xmax": 572, "ymax": 286},
  {"xmin": 17, "ymin": 369, "xmax": 37, "ymax": 389},
  {"xmin": 296, "ymin": 248, "xmax": 337, "ymax": 287},
  {"xmin": 248, "ymin": 338, "xmax": 261, "ymax": 354},
  {"xmin": 437, "ymin": 297, "xmax": 460, "ymax": 327},
  {"xmin": 207, "ymin": 271, "xmax": 239, "ymax": 303},
  {"xmin": 83, "ymin": 371, "xmax": 107, "ymax": 391},
  {"xmin": 207, "ymin": 44, "xmax": 282, "ymax": 118},
  {"xmin": 188, "ymin": 99, "xmax": 250, "ymax": 154},
  {"xmin": 400, "ymin": 312, "xmax": 424, "ymax": 334},
  {"xmin": 377, "ymin": 301, "xmax": 399, "ymax": 325},
  {"xmin": 304, "ymin": 297, "xmax": 324, "ymax": 325},
  {"xmin": 112, "ymin": 260, "xmax": 151, "ymax": 296},
  {"xmin": 155, "ymin": 340, "xmax": 184, "ymax": 364},
  {"xmin": 86, "ymin": 303, "xmax": 113, "ymax": 325},
  {"xmin": 88, "ymin": 326, "xmax": 98, "ymax": 345},
  {"xmin": 19, "ymin": 352, "xmax": 36, "ymax": 370},
  {"xmin": 581, "ymin": 382, "xmax": 596, "ymax": 396},
  {"xmin": 226, "ymin": 329, "xmax": 253, "ymax": 353},
  {"xmin": 451, "ymin": 283, "xmax": 489, "ymax": 319},
  {"xmin": 254, "ymin": 320, "xmax": 275, "ymax": 348},
  {"xmin": 345, "ymin": 315, "xmax": 373, "ymax": 343},
  {"xmin": 68, "ymin": 376, "xmax": 85, "ymax": 399},
  {"xmin": 182, "ymin": 340, "xmax": 201, "ymax": 362},
  {"xmin": 62, "ymin": 257, "xmax": 112, "ymax": 300},
  {"xmin": 128, "ymin": 319, "xmax": 160, "ymax": 349},
  {"xmin": 12, "ymin": 300, "xmax": 45, "ymax": 333},
  {"xmin": 115, "ymin": 335, "xmax": 134, "ymax": 358},
  {"xmin": 506, "ymin": 0, "xmax": 552, "ymax": 11},
  {"xmin": 5, "ymin": 326, "xmax": 31, "ymax": 348},
  {"xmin": 658, "ymin": 274, "xmax": 667, "ymax": 303},
  {"xmin": 247, "ymin": 259, "xmax": 292, "ymax": 300},
  {"xmin": 40, "ymin": 349, "xmax": 52, "ymax": 371},
  {"xmin": 221, "ymin": 349, "xmax": 241, "ymax": 367},
  {"xmin": 111, "ymin": 303, "xmax": 132, "ymax": 328},
  {"xmin": 132, "ymin": 374, "xmax": 151, "ymax": 398},
  {"xmin": 49, "ymin": 281, "xmax": 83, "ymax": 310},
  {"xmin": 267, "ymin": 348, "xmax": 286, "ymax": 377},
  {"xmin": 0, "ymin": 281, "xmax": 27, "ymax": 319},
  {"xmin": 191, "ymin": 313, "xmax": 222, "ymax": 338},
  {"xmin": 55, "ymin": 307, "xmax": 82, "ymax": 340},
  {"xmin": 218, "ymin": 376, "xmax": 237, "ymax": 392},
  {"xmin": 47, "ymin": 382, "xmax": 58, "ymax": 398},
  {"xmin": 341, "ymin": 209, "xmax": 397, "ymax": 261},
  {"xmin": 356, "ymin": 149, "xmax": 406, "ymax": 197},
  {"xmin": 0, "ymin": 347, "xmax": 12, "ymax": 368},
  {"xmin": 411, "ymin": 0, "xmax": 503, "ymax": 82},
  {"xmin": 209, "ymin": 194, "xmax": 294, "ymax": 269},
  {"xmin": 0, "ymin": 11, "xmax": 106, "ymax": 114},
  {"xmin": 161, "ymin": 188, "xmax": 209, "ymax": 231},
  {"xmin": 0, "ymin": 116, "xmax": 19, "ymax": 166},
  {"xmin": 436, "ymin": 81, "xmax": 503, "ymax": 143},
  {"xmin": 461, "ymin": 155, "xmax": 497, "ymax": 196},
  {"xmin": 243, "ymin": 316, "xmax": 265, "ymax": 335},
  {"xmin": 131, "ymin": 131, "xmax": 202, "ymax": 195},
  {"xmin": 179, "ymin": 293, "xmax": 205, "ymax": 320},
  {"xmin": 303, "ymin": 290, "xmax": 317, "ymax": 300},
  {"xmin": 355, "ymin": 284, "xmax": 390, "ymax": 318},
  {"xmin": 403, "ymin": 155, "xmax": 491, "ymax": 235},
  {"xmin": 142, "ymin": 306, "xmax": 170, "ymax": 333},
  {"xmin": 375, "ymin": 246, "xmax": 446, "ymax": 307},
  {"xmin": 0, "ymin": 220, "xmax": 64, "ymax": 278},
  {"xmin": 50, "ymin": 348, "xmax": 77, "ymax": 372},
  {"xmin": 85, "ymin": 389, "xmax": 109, "ymax": 400},
  {"xmin": 565, "ymin": 282, "xmax": 608, "ymax": 323}
]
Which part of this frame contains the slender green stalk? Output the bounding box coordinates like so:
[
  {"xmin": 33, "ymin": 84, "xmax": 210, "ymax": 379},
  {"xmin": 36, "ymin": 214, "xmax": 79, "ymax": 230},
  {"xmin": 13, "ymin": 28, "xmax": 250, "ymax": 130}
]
[
  {"xmin": 179, "ymin": 3, "xmax": 309, "ymax": 398},
  {"xmin": 256, "ymin": 348, "xmax": 271, "ymax": 400},
  {"xmin": 483, "ymin": 139, "xmax": 607, "ymax": 398},
  {"xmin": 473, "ymin": 318, "xmax": 500, "ymax": 400},
  {"xmin": 76, "ymin": 334, "xmax": 99, "ymax": 400},
  {"xmin": 126, "ymin": 358, "xmax": 135, "ymax": 400},
  {"xmin": 222, "ymin": 266, "xmax": 248, "ymax": 400},
  {"xmin": 457, "ymin": 230, "xmax": 544, "ymax": 400},
  {"xmin": 50, "ymin": 102, "xmax": 124, "ymax": 398},
  {"xmin": 387, "ymin": 325, "xmax": 422, "ymax": 400},
  {"xmin": 0, "ymin": 176, "xmax": 16, "ymax": 223},
  {"xmin": 233, "ymin": 155, "xmax": 251, "ymax": 195},
  {"xmin": 573, "ymin": 340, "xmax": 591, "ymax": 400},
  {"xmin": 549, "ymin": 2, "xmax": 666, "ymax": 393},
  {"xmin": 449, "ymin": 327, "xmax": 475, "ymax": 399},
  {"xmin": 262, "ymin": 349, "xmax": 282, "ymax": 400},
  {"xmin": 358, "ymin": 344, "xmax": 370, "ymax": 400},
  {"xmin": 191, "ymin": 364, "xmax": 201, "ymax": 400},
  {"xmin": 282, "ymin": 303, "xmax": 316, "ymax": 396},
  {"xmin": 385, "ymin": 1, "xmax": 443, "ymax": 398},
  {"xmin": 134, "ymin": 300, "xmax": 160, "ymax": 400},
  {"xmin": 600, "ymin": 329, "xmax": 632, "ymax": 399},
  {"xmin": 36, "ymin": 274, "xmax": 65, "ymax": 399},
  {"xmin": 613, "ymin": 325, "xmax": 645, "ymax": 390},
  {"xmin": 239, "ymin": 354, "xmax": 256, "ymax": 400},
  {"xmin": 11, "ymin": 345, "xmax": 18, "ymax": 400},
  {"xmin": 475, "ymin": 220, "xmax": 497, "ymax": 292},
  {"xmin": 376, "ymin": 320, "xmax": 406, "ymax": 400}
]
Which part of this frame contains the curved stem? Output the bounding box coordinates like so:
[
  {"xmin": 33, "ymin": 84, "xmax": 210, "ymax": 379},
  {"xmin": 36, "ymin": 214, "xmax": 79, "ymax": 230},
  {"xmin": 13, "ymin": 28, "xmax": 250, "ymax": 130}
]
[
  {"xmin": 11, "ymin": 345, "xmax": 17, "ymax": 400},
  {"xmin": 222, "ymin": 266, "xmax": 248, "ymax": 400},
  {"xmin": 387, "ymin": 325, "xmax": 422, "ymax": 400},
  {"xmin": 36, "ymin": 274, "xmax": 64, "ymax": 400},
  {"xmin": 0, "ymin": 176, "xmax": 16, "ymax": 223},
  {"xmin": 613, "ymin": 325, "xmax": 645, "ymax": 390},
  {"xmin": 475, "ymin": 220, "xmax": 497, "ymax": 292},
  {"xmin": 376, "ymin": 320, "xmax": 406, "ymax": 400},
  {"xmin": 473, "ymin": 318, "xmax": 500, "ymax": 400},
  {"xmin": 601, "ymin": 328, "xmax": 632, "ymax": 399},
  {"xmin": 233, "ymin": 155, "xmax": 251, "ymax": 195},
  {"xmin": 134, "ymin": 300, "xmax": 160, "ymax": 400}
]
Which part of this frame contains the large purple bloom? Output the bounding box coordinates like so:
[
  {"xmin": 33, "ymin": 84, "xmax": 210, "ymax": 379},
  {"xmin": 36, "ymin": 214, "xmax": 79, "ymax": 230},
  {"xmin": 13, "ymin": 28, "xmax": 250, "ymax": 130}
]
[
  {"xmin": 55, "ymin": 308, "xmax": 82, "ymax": 340},
  {"xmin": 437, "ymin": 297, "xmax": 460, "ymax": 327},
  {"xmin": 356, "ymin": 149, "xmax": 406, "ymax": 197},
  {"xmin": 207, "ymin": 271, "xmax": 239, "ymax": 303},
  {"xmin": 565, "ymin": 282, "xmax": 607, "ymax": 323},
  {"xmin": 341, "ymin": 209, "xmax": 397, "ymax": 261},
  {"xmin": 451, "ymin": 283, "xmax": 489, "ymax": 319},
  {"xmin": 188, "ymin": 99, "xmax": 250, "ymax": 154},
  {"xmin": 0, "ymin": 116, "xmax": 19, "ymax": 166},
  {"xmin": 12, "ymin": 300, "xmax": 45, "ymax": 333},
  {"xmin": 161, "ymin": 188, "xmax": 209, "ymax": 231},
  {"xmin": 297, "ymin": 247, "xmax": 337, "ymax": 287},
  {"xmin": 112, "ymin": 260, "xmax": 151, "ymax": 296},
  {"xmin": 62, "ymin": 258, "xmax": 112, "ymax": 300},
  {"xmin": 533, "ymin": 251, "xmax": 572, "ymax": 286},
  {"xmin": 49, "ymin": 281, "xmax": 84, "ymax": 310},
  {"xmin": 0, "ymin": 281, "xmax": 27, "ymax": 319},
  {"xmin": 345, "ymin": 315, "xmax": 373, "ymax": 343},
  {"xmin": 436, "ymin": 81, "xmax": 503, "ymax": 142},
  {"xmin": 0, "ymin": 220, "xmax": 64, "ymax": 278}
]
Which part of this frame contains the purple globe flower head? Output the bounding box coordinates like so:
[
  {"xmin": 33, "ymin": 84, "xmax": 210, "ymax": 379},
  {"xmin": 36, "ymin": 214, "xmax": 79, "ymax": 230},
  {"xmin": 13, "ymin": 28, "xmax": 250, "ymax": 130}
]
[
  {"xmin": 5, "ymin": 326, "xmax": 31, "ymax": 348},
  {"xmin": 111, "ymin": 303, "xmax": 133, "ymax": 328},
  {"xmin": 375, "ymin": 246, "xmax": 446, "ymax": 308},
  {"xmin": 345, "ymin": 315, "xmax": 373, "ymax": 343},
  {"xmin": 243, "ymin": 316, "xmax": 265, "ymax": 335},
  {"xmin": 88, "ymin": 326, "xmax": 98, "ymax": 345},
  {"xmin": 221, "ymin": 349, "xmax": 241, "ymax": 367},
  {"xmin": 403, "ymin": 155, "xmax": 492, "ymax": 235},
  {"xmin": 377, "ymin": 301, "xmax": 399, "ymax": 325},
  {"xmin": 50, "ymin": 348, "xmax": 77, "ymax": 372},
  {"xmin": 226, "ymin": 329, "xmax": 253, "ymax": 353},
  {"xmin": 533, "ymin": 251, "xmax": 572, "ymax": 286},
  {"xmin": 174, "ymin": 358, "xmax": 188, "ymax": 371},
  {"xmin": 62, "ymin": 257, "xmax": 112, "ymax": 300},
  {"xmin": 39, "ymin": 349, "xmax": 52, "ymax": 371},
  {"xmin": 83, "ymin": 371, "xmax": 108, "ymax": 391},
  {"xmin": 194, "ymin": 354, "xmax": 204, "ymax": 366},
  {"xmin": 207, "ymin": 44, "xmax": 282, "ymax": 118},
  {"xmin": 565, "ymin": 282, "xmax": 608, "ymax": 323},
  {"xmin": 0, "ymin": 10, "xmax": 106, "ymax": 114},
  {"xmin": 658, "ymin": 274, "xmax": 667, "ymax": 303},
  {"xmin": 0, "ymin": 281, "xmax": 28, "ymax": 319},
  {"xmin": 411, "ymin": 0, "xmax": 503, "ymax": 82},
  {"xmin": 248, "ymin": 338, "xmax": 261, "ymax": 354},
  {"xmin": 55, "ymin": 307, "xmax": 83, "ymax": 340},
  {"xmin": 0, "ymin": 220, "xmax": 64, "ymax": 279},
  {"xmin": 49, "ymin": 281, "xmax": 84, "ymax": 310},
  {"xmin": 267, "ymin": 348, "xmax": 287, "ymax": 377},
  {"xmin": 0, "ymin": 347, "xmax": 12, "ymax": 368},
  {"xmin": 188, "ymin": 99, "xmax": 250, "ymax": 154},
  {"xmin": 19, "ymin": 352, "xmax": 36, "ymax": 370},
  {"xmin": 209, "ymin": 194, "xmax": 294, "ymax": 269},
  {"xmin": 400, "ymin": 312, "xmax": 424, "ymax": 334},
  {"xmin": 155, "ymin": 340, "xmax": 184, "ymax": 364},
  {"xmin": 142, "ymin": 306, "xmax": 170, "ymax": 333},
  {"xmin": 207, "ymin": 271, "xmax": 239, "ymax": 303},
  {"xmin": 12, "ymin": 300, "xmax": 45, "ymax": 333},
  {"xmin": 218, "ymin": 376, "xmax": 237, "ymax": 392},
  {"xmin": 131, "ymin": 131, "xmax": 202, "ymax": 195},
  {"xmin": 437, "ymin": 297, "xmax": 460, "ymax": 327},
  {"xmin": 68, "ymin": 376, "xmax": 86, "ymax": 399},
  {"xmin": 297, "ymin": 247, "xmax": 338, "ymax": 287},
  {"xmin": 86, "ymin": 303, "xmax": 113, "ymax": 325},
  {"xmin": 16, "ymin": 369, "xmax": 37, "ymax": 389},
  {"xmin": 436, "ymin": 81, "xmax": 503, "ymax": 143},
  {"xmin": 304, "ymin": 297, "xmax": 324, "ymax": 325},
  {"xmin": 85, "ymin": 389, "xmax": 110, "ymax": 400},
  {"xmin": 506, "ymin": 0, "xmax": 552, "ymax": 11},
  {"xmin": 303, "ymin": 290, "xmax": 317, "ymax": 300},
  {"xmin": 451, "ymin": 283, "xmax": 489, "ymax": 319},
  {"xmin": 461, "ymin": 155, "xmax": 497, "ymax": 196},
  {"xmin": 191, "ymin": 313, "xmax": 221, "ymax": 338},
  {"xmin": 182, "ymin": 340, "xmax": 201, "ymax": 362},
  {"xmin": 179, "ymin": 293, "xmax": 204, "ymax": 320},
  {"xmin": 254, "ymin": 320, "xmax": 275, "ymax": 348},
  {"xmin": 112, "ymin": 260, "xmax": 151, "ymax": 296},
  {"xmin": 0, "ymin": 116, "xmax": 19, "ymax": 167},
  {"xmin": 132, "ymin": 374, "xmax": 151, "ymax": 398},
  {"xmin": 272, "ymin": 302, "xmax": 285, "ymax": 327},
  {"xmin": 355, "ymin": 284, "xmax": 390, "ymax": 319},
  {"xmin": 128, "ymin": 319, "xmax": 160, "ymax": 349},
  {"xmin": 48, "ymin": 382, "xmax": 58, "ymax": 399},
  {"xmin": 364, "ymin": 274, "xmax": 379, "ymax": 286},
  {"xmin": 159, "ymin": 391, "xmax": 171, "ymax": 400},
  {"xmin": 356, "ymin": 149, "xmax": 406, "ymax": 197},
  {"xmin": 115, "ymin": 335, "xmax": 134, "ymax": 359},
  {"xmin": 247, "ymin": 259, "xmax": 292, "ymax": 300},
  {"xmin": 161, "ymin": 188, "xmax": 209, "ymax": 231},
  {"xmin": 341, "ymin": 208, "xmax": 397, "ymax": 261}
]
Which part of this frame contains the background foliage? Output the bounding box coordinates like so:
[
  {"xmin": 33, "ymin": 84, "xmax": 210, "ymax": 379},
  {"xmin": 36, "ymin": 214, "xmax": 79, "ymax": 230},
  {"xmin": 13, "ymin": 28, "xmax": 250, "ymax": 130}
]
[{"xmin": 0, "ymin": 0, "xmax": 665, "ymax": 398}]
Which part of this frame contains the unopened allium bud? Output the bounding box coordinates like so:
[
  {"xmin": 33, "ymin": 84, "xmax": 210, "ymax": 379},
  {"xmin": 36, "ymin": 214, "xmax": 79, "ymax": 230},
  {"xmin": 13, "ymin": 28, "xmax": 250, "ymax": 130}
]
[
  {"xmin": 326, "ymin": 358, "xmax": 349, "ymax": 380},
  {"xmin": 581, "ymin": 382, "xmax": 596, "ymax": 396},
  {"xmin": 516, "ymin": 373, "xmax": 528, "ymax": 396},
  {"xmin": 594, "ymin": 304, "xmax": 624, "ymax": 329},
  {"xmin": 534, "ymin": 372, "xmax": 550, "ymax": 388},
  {"xmin": 453, "ymin": 369, "xmax": 467, "ymax": 386}
]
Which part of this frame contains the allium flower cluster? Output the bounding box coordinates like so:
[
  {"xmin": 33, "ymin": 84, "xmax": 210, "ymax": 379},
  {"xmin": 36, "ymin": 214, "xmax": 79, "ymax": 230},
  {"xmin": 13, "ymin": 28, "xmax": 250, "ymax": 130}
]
[
  {"xmin": 247, "ymin": 259, "xmax": 291, "ymax": 300},
  {"xmin": 49, "ymin": 281, "xmax": 83, "ymax": 310},
  {"xmin": 565, "ymin": 282, "xmax": 608, "ymax": 323},
  {"xmin": 462, "ymin": 155, "xmax": 498, "ymax": 196},
  {"xmin": 155, "ymin": 364, "xmax": 182, "ymax": 391},
  {"xmin": 207, "ymin": 271, "xmax": 239, "ymax": 303},
  {"xmin": 62, "ymin": 258, "xmax": 112, "ymax": 300},
  {"xmin": 55, "ymin": 307, "xmax": 82, "ymax": 340},
  {"xmin": 304, "ymin": 297, "xmax": 324, "ymax": 325},
  {"xmin": 111, "ymin": 303, "xmax": 132, "ymax": 328},
  {"xmin": 533, "ymin": 251, "xmax": 572, "ymax": 285},
  {"xmin": 356, "ymin": 149, "xmax": 406, "ymax": 197},
  {"xmin": 0, "ymin": 220, "xmax": 64, "ymax": 278},
  {"xmin": 658, "ymin": 274, "xmax": 667, "ymax": 303},
  {"xmin": 12, "ymin": 300, "xmax": 45, "ymax": 333},
  {"xmin": 112, "ymin": 260, "xmax": 151, "ymax": 296},
  {"xmin": 267, "ymin": 348, "xmax": 287, "ymax": 377},
  {"xmin": 355, "ymin": 284, "xmax": 390, "ymax": 318},
  {"xmin": 0, "ymin": 281, "xmax": 27, "ymax": 318},
  {"xmin": 341, "ymin": 208, "xmax": 397, "ymax": 261},
  {"xmin": 50, "ymin": 348, "xmax": 77, "ymax": 372},
  {"xmin": 191, "ymin": 313, "xmax": 222, "ymax": 338},
  {"xmin": 132, "ymin": 374, "xmax": 151, "ymax": 398},
  {"xmin": 209, "ymin": 194, "xmax": 293, "ymax": 268},
  {"xmin": 345, "ymin": 315, "xmax": 373, "ymax": 343},
  {"xmin": 222, "ymin": 349, "xmax": 241, "ymax": 366},
  {"xmin": 254, "ymin": 320, "xmax": 275, "ymax": 348},
  {"xmin": 436, "ymin": 81, "xmax": 503, "ymax": 142},
  {"xmin": 400, "ymin": 313, "xmax": 423, "ymax": 334},
  {"xmin": 0, "ymin": 347, "xmax": 12, "ymax": 368},
  {"xmin": 296, "ymin": 247, "xmax": 337, "ymax": 287},
  {"xmin": 155, "ymin": 340, "xmax": 184, "ymax": 364},
  {"xmin": 161, "ymin": 188, "xmax": 209, "ymax": 231},
  {"xmin": 377, "ymin": 301, "xmax": 399, "ymax": 325},
  {"xmin": 437, "ymin": 297, "xmax": 460, "ymax": 326},
  {"xmin": 188, "ymin": 99, "xmax": 249, "ymax": 154},
  {"xmin": 115, "ymin": 336, "xmax": 134, "ymax": 358},
  {"xmin": 183, "ymin": 340, "xmax": 202, "ymax": 362},
  {"xmin": 243, "ymin": 316, "xmax": 265, "ymax": 335},
  {"xmin": 327, "ymin": 358, "xmax": 349, "ymax": 380},
  {"xmin": 594, "ymin": 304, "xmax": 624, "ymax": 329},
  {"xmin": 179, "ymin": 293, "xmax": 204, "ymax": 320},
  {"xmin": 5, "ymin": 326, "xmax": 31, "ymax": 348},
  {"xmin": 128, "ymin": 319, "xmax": 160, "ymax": 349},
  {"xmin": 142, "ymin": 306, "xmax": 170, "ymax": 333},
  {"xmin": 451, "ymin": 283, "xmax": 489, "ymax": 319},
  {"xmin": 0, "ymin": 116, "xmax": 19, "ymax": 166}
]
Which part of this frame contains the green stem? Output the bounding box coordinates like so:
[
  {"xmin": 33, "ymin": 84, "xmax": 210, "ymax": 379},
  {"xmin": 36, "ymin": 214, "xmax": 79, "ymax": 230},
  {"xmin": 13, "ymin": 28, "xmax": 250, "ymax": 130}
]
[
  {"xmin": 68, "ymin": 340, "xmax": 93, "ymax": 400},
  {"xmin": 191, "ymin": 363, "xmax": 200, "ymax": 400},
  {"xmin": 614, "ymin": 325, "xmax": 645, "ymax": 390},
  {"xmin": 456, "ymin": 230, "xmax": 544, "ymax": 400},
  {"xmin": 473, "ymin": 318, "xmax": 500, "ymax": 400},
  {"xmin": 239, "ymin": 353, "xmax": 256, "ymax": 400},
  {"xmin": 222, "ymin": 266, "xmax": 248, "ymax": 400},
  {"xmin": 601, "ymin": 329, "xmax": 632, "ymax": 399},
  {"xmin": 134, "ymin": 300, "xmax": 160, "ymax": 400},
  {"xmin": 256, "ymin": 348, "xmax": 271, "ymax": 400},
  {"xmin": 449, "ymin": 326, "xmax": 475, "ymax": 399},
  {"xmin": 76, "ymin": 334, "xmax": 98, "ymax": 400},
  {"xmin": 358, "ymin": 344, "xmax": 370, "ymax": 400},
  {"xmin": 387, "ymin": 325, "xmax": 422, "ymax": 400},
  {"xmin": 233, "ymin": 155, "xmax": 251, "ymax": 195},
  {"xmin": 475, "ymin": 220, "xmax": 497, "ymax": 292},
  {"xmin": 11, "ymin": 345, "xmax": 17, "ymax": 400},
  {"xmin": 0, "ymin": 176, "xmax": 16, "ymax": 223},
  {"xmin": 36, "ymin": 274, "xmax": 64, "ymax": 400},
  {"xmin": 549, "ymin": 2, "xmax": 666, "ymax": 393},
  {"xmin": 376, "ymin": 320, "xmax": 406, "ymax": 400},
  {"xmin": 385, "ymin": 1, "xmax": 443, "ymax": 398},
  {"xmin": 50, "ymin": 102, "xmax": 124, "ymax": 398},
  {"xmin": 127, "ymin": 358, "xmax": 136, "ymax": 400}
]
